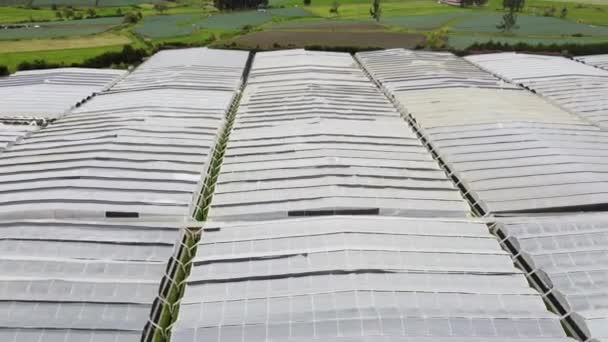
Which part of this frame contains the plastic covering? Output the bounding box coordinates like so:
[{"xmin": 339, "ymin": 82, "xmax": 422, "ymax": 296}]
[
  {"xmin": 576, "ymin": 54, "xmax": 608, "ymax": 71},
  {"xmin": 0, "ymin": 122, "xmax": 37, "ymax": 152},
  {"xmin": 0, "ymin": 68, "xmax": 126, "ymax": 121},
  {"xmin": 0, "ymin": 219, "xmax": 181, "ymax": 342},
  {"xmin": 171, "ymin": 216, "xmax": 573, "ymax": 342},
  {"xmin": 466, "ymin": 53, "xmax": 608, "ymax": 129},
  {"xmin": 0, "ymin": 48, "xmax": 248, "ymax": 219},
  {"xmin": 356, "ymin": 49, "xmax": 608, "ymax": 215},
  {"xmin": 208, "ymin": 49, "xmax": 469, "ymax": 220},
  {"xmin": 494, "ymin": 213, "xmax": 608, "ymax": 342}
]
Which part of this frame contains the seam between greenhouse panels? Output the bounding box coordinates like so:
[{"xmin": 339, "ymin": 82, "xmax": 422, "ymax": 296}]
[
  {"xmin": 142, "ymin": 51, "xmax": 254, "ymax": 342},
  {"xmin": 355, "ymin": 51, "xmax": 594, "ymax": 340},
  {"xmin": 353, "ymin": 54, "xmax": 484, "ymax": 218},
  {"xmin": 489, "ymin": 221, "xmax": 590, "ymax": 342}
]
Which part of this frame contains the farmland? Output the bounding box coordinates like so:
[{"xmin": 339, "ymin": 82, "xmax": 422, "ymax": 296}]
[
  {"xmin": 0, "ymin": 16, "xmax": 123, "ymax": 39},
  {"xmin": 227, "ymin": 30, "xmax": 426, "ymax": 49},
  {"xmin": 0, "ymin": 0, "xmax": 607, "ymax": 72}
]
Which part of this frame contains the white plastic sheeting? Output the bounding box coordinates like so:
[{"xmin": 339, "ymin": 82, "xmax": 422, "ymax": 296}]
[
  {"xmin": 209, "ymin": 49, "xmax": 469, "ymax": 220},
  {"xmin": 0, "ymin": 48, "xmax": 248, "ymax": 219},
  {"xmin": 172, "ymin": 216, "xmax": 573, "ymax": 342},
  {"xmin": 0, "ymin": 68, "xmax": 126, "ymax": 121},
  {"xmin": 576, "ymin": 54, "xmax": 608, "ymax": 71},
  {"xmin": 0, "ymin": 219, "xmax": 181, "ymax": 342},
  {"xmin": 357, "ymin": 49, "xmax": 608, "ymax": 215},
  {"xmin": 0, "ymin": 122, "xmax": 37, "ymax": 152},
  {"xmin": 466, "ymin": 53, "xmax": 608, "ymax": 129},
  {"xmin": 494, "ymin": 213, "xmax": 608, "ymax": 342}
]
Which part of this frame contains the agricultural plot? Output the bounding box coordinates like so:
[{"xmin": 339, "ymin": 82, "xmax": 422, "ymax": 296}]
[
  {"xmin": 267, "ymin": 7, "xmax": 312, "ymax": 17},
  {"xmin": 266, "ymin": 19, "xmax": 385, "ymax": 31},
  {"xmin": 452, "ymin": 13, "xmax": 608, "ymax": 36},
  {"xmin": 97, "ymin": 0, "xmax": 159, "ymax": 6},
  {"xmin": 0, "ymin": 0, "xmax": 29, "ymax": 6},
  {"xmin": 136, "ymin": 9, "xmax": 312, "ymax": 39},
  {"xmin": 31, "ymin": 0, "xmax": 95, "ymax": 6},
  {"xmin": 383, "ymin": 12, "xmax": 470, "ymax": 30},
  {"xmin": 0, "ymin": 17, "xmax": 123, "ymax": 40},
  {"xmin": 196, "ymin": 10, "xmax": 272, "ymax": 30},
  {"xmin": 229, "ymin": 30, "xmax": 425, "ymax": 49},
  {"xmin": 134, "ymin": 13, "xmax": 200, "ymax": 38}
]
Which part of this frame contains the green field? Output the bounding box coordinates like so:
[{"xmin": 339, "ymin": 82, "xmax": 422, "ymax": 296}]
[
  {"xmin": 383, "ymin": 12, "xmax": 470, "ymax": 30},
  {"xmin": 135, "ymin": 8, "xmax": 312, "ymax": 39},
  {"xmin": 0, "ymin": 44, "xmax": 123, "ymax": 70},
  {"xmin": 134, "ymin": 13, "xmax": 199, "ymax": 38},
  {"xmin": 0, "ymin": 16, "xmax": 123, "ymax": 40}
]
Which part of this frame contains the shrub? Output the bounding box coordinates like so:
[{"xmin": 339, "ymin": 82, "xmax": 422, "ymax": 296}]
[
  {"xmin": 303, "ymin": 0, "xmax": 311, "ymax": 5},
  {"xmin": 464, "ymin": 40, "xmax": 608, "ymax": 56},
  {"xmin": 0, "ymin": 65, "xmax": 9, "ymax": 76},
  {"xmin": 78, "ymin": 45, "xmax": 148, "ymax": 68},
  {"xmin": 17, "ymin": 59, "xmax": 62, "ymax": 71}
]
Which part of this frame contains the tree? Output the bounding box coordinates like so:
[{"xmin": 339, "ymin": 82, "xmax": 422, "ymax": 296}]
[
  {"xmin": 123, "ymin": 11, "xmax": 140, "ymax": 23},
  {"xmin": 560, "ymin": 6, "xmax": 568, "ymax": 18},
  {"xmin": 154, "ymin": 2, "xmax": 168, "ymax": 14},
  {"xmin": 503, "ymin": 0, "xmax": 524, "ymax": 11},
  {"xmin": 0, "ymin": 65, "xmax": 8, "ymax": 77},
  {"xmin": 55, "ymin": 10, "xmax": 63, "ymax": 19},
  {"xmin": 303, "ymin": 0, "xmax": 310, "ymax": 5},
  {"xmin": 329, "ymin": 0, "xmax": 340, "ymax": 15},
  {"xmin": 370, "ymin": 0, "xmax": 381, "ymax": 22},
  {"xmin": 62, "ymin": 7, "xmax": 74, "ymax": 19},
  {"xmin": 115, "ymin": 8, "xmax": 122, "ymax": 16},
  {"xmin": 86, "ymin": 8, "xmax": 97, "ymax": 18},
  {"xmin": 497, "ymin": 5, "xmax": 519, "ymax": 32}
]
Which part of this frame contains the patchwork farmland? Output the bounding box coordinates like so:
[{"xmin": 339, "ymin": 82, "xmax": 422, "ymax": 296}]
[{"xmin": 0, "ymin": 0, "xmax": 607, "ymax": 72}]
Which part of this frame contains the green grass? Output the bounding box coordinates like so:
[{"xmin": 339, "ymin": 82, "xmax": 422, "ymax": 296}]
[
  {"xmin": 486, "ymin": 0, "xmax": 608, "ymax": 26},
  {"xmin": 0, "ymin": 16, "xmax": 123, "ymax": 40},
  {"xmin": 0, "ymin": 43, "xmax": 123, "ymax": 70},
  {"xmin": 0, "ymin": 6, "xmax": 57, "ymax": 22}
]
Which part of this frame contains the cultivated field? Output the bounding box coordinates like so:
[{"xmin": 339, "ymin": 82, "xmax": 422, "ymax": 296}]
[
  {"xmin": 0, "ymin": 16, "xmax": 122, "ymax": 40},
  {"xmin": 228, "ymin": 30, "xmax": 426, "ymax": 49}
]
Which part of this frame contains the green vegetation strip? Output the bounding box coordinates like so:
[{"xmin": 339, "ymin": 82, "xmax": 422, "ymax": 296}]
[
  {"xmin": 147, "ymin": 53, "xmax": 253, "ymax": 342},
  {"xmin": 449, "ymin": 33, "xmax": 608, "ymax": 49}
]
